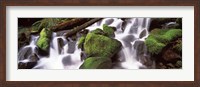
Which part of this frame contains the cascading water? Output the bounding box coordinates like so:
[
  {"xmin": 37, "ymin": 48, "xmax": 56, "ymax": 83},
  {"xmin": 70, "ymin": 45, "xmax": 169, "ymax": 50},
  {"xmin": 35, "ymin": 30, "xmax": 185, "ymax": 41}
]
[{"xmin": 18, "ymin": 18, "xmax": 155, "ymax": 69}]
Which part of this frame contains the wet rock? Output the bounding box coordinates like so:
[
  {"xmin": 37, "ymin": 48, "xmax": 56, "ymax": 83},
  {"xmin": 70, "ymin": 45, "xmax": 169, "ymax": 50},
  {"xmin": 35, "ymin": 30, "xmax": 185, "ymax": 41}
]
[
  {"xmin": 57, "ymin": 38, "xmax": 64, "ymax": 54},
  {"xmin": 84, "ymin": 32, "xmax": 122, "ymax": 58},
  {"xmin": 121, "ymin": 35, "xmax": 136, "ymax": 43},
  {"xmin": 62, "ymin": 56, "xmax": 73, "ymax": 66},
  {"xmin": 36, "ymin": 28, "xmax": 52, "ymax": 56},
  {"xmin": 139, "ymin": 55, "xmax": 153, "ymax": 67},
  {"xmin": 134, "ymin": 40, "xmax": 147, "ymax": 57},
  {"xmin": 80, "ymin": 52, "xmax": 87, "ymax": 61},
  {"xmin": 139, "ymin": 29, "xmax": 147, "ymax": 38},
  {"xmin": 80, "ymin": 57, "xmax": 112, "ymax": 69},
  {"xmin": 18, "ymin": 47, "xmax": 32, "ymax": 60},
  {"xmin": 18, "ymin": 53, "xmax": 39, "ymax": 69},
  {"xmin": 67, "ymin": 41, "xmax": 76, "ymax": 53},
  {"xmin": 104, "ymin": 19, "xmax": 114, "ymax": 25},
  {"xmin": 77, "ymin": 36, "xmax": 85, "ymax": 50},
  {"xmin": 103, "ymin": 24, "xmax": 115, "ymax": 37}
]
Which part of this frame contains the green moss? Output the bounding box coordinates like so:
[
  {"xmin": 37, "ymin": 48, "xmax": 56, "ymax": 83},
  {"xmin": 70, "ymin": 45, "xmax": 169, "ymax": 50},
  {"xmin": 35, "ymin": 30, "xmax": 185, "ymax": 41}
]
[
  {"xmin": 36, "ymin": 28, "xmax": 52, "ymax": 52},
  {"xmin": 173, "ymin": 39, "xmax": 182, "ymax": 52},
  {"xmin": 145, "ymin": 29, "xmax": 182, "ymax": 54},
  {"xmin": 31, "ymin": 18, "xmax": 69, "ymax": 33},
  {"xmin": 103, "ymin": 24, "xmax": 115, "ymax": 37},
  {"xmin": 78, "ymin": 36, "xmax": 86, "ymax": 49},
  {"xmin": 84, "ymin": 33, "xmax": 122, "ymax": 58},
  {"xmin": 80, "ymin": 57, "xmax": 112, "ymax": 69},
  {"xmin": 90, "ymin": 28, "xmax": 106, "ymax": 35}
]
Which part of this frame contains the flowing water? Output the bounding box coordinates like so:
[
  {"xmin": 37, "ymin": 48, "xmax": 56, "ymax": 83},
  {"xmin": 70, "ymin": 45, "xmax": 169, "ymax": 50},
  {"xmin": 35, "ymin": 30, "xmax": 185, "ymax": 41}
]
[{"xmin": 18, "ymin": 18, "xmax": 155, "ymax": 69}]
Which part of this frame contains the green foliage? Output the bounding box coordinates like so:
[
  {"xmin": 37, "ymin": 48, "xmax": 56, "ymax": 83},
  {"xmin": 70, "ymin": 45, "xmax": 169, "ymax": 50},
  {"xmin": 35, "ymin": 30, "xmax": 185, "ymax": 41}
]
[
  {"xmin": 145, "ymin": 29, "xmax": 182, "ymax": 54},
  {"xmin": 36, "ymin": 28, "xmax": 52, "ymax": 52},
  {"xmin": 103, "ymin": 24, "xmax": 115, "ymax": 37},
  {"xmin": 80, "ymin": 57, "xmax": 112, "ymax": 69},
  {"xmin": 31, "ymin": 18, "xmax": 69, "ymax": 33},
  {"xmin": 84, "ymin": 33, "xmax": 122, "ymax": 58},
  {"xmin": 78, "ymin": 36, "xmax": 85, "ymax": 49}
]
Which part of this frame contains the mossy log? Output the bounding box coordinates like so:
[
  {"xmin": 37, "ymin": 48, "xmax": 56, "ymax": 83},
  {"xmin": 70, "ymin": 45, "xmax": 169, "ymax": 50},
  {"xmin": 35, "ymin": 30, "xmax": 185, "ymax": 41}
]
[
  {"xmin": 50, "ymin": 18, "xmax": 91, "ymax": 32},
  {"xmin": 65, "ymin": 18, "xmax": 102, "ymax": 38}
]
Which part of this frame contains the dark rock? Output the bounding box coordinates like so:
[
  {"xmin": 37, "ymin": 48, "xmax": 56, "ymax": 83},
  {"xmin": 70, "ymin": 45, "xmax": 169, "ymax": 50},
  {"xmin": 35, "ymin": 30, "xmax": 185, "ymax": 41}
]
[
  {"xmin": 104, "ymin": 19, "xmax": 114, "ymax": 25},
  {"xmin": 162, "ymin": 49, "xmax": 181, "ymax": 62},
  {"xmin": 18, "ymin": 47, "xmax": 32, "ymax": 60},
  {"xmin": 18, "ymin": 62, "xmax": 37, "ymax": 69},
  {"xmin": 139, "ymin": 55, "xmax": 153, "ymax": 67},
  {"xmin": 18, "ymin": 33, "xmax": 30, "ymax": 50},
  {"xmin": 121, "ymin": 35, "xmax": 136, "ymax": 43},
  {"xmin": 18, "ymin": 53, "xmax": 39, "ymax": 69},
  {"xmin": 134, "ymin": 40, "xmax": 147, "ymax": 57},
  {"xmin": 139, "ymin": 29, "xmax": 147, "ymax": 38},
  {"xmin": 80, "ymin": 52, "xmax": 87, "ymax": 61},
  {"xmin": 62, "ymin": 55, "xmax": 73, "ymax": 66},
  {"xmin": 67, "ymin": 41, "xmax": 76, "ymax": 53},
  {"xmin": 57, "ymin": 38, "xmax": 64, "ymax": 54},
  {"xmin": 149, "ymin": 18, "xmax": 177, "ymax": 31}
]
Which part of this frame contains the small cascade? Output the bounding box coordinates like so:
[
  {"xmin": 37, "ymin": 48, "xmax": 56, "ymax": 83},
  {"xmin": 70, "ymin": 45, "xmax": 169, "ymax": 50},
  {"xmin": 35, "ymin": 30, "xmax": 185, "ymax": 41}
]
[{"xmin": 18, "ymin": 18, "xmax": 155, "ymax": 69}]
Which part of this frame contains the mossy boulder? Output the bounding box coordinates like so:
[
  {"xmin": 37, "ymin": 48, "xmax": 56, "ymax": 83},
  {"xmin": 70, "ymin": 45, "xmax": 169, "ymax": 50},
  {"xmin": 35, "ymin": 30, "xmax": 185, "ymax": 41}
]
[
  {"xmin": 80, "ymin": 57, "xmax": 112, "ymax": 69},
  {"xmin": 36, "ymin": 28, "xmax": 52, "ymax": 55},
  {"xmin": 145, "ymin": 29, "xmax": 182, "ymax": 54},
  {"xmin": 78, "ymin": 36, "xmax": 86, "ymax": 49},
  {"xmin": 84, "ymin": 32, "xmax": 122, "ymax": 58},
  {"xmin": 103, "ymin": 24, "xmax": 115, "ymax": 37},
  {"xmin": 90, "ymin": 28, "xmax": 106, "ymax": 35}
]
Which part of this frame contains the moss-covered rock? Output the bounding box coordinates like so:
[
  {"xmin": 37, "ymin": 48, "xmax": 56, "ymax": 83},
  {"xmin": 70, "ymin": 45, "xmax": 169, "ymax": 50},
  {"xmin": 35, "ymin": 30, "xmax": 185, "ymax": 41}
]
[
  {"xmin": 78, "ymin": 36, "xmax": 86, "ymax": 49},
  {"xmin": 90, "ymin": 28, "xmax": 106, "ymax": 35},
  {"xmin": 103, "ymin": 24, "xmax": 115, "ymax": 37},
  {"xmin": 84, "ymin": 32, "xmax": 122, "ymax": 58},
  {"xmin": 36, "ymin": 28, "xmax": 52, "ymax": 55},
  {"xmin": 145, "ymin": 29, "xmax": 182, "ymax": 54},
  {"xmin": 80, "ymin": 57, "xmax": 112, "ymax": 69}
]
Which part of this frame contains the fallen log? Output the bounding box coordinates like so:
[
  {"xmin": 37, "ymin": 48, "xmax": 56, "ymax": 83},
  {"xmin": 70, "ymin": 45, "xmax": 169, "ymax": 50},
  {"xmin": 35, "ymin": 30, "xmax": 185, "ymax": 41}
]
[
  {"xmin": 50, "ymin": 18, "xmax": 91, "ymax": 31},
  {"xmin": 65, "ymin": 18, "xmax": 102, "ymax": 38}
]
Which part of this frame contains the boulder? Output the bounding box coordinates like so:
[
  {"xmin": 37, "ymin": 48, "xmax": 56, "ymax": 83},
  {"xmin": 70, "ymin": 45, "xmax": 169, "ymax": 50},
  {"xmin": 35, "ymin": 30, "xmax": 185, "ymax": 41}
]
[
  {"xmin": 77, "ymin": 36, "xmax": 86, "ymax": 50},
  {"xmin": 57, "ymin": 38, "xmax": 64, "ymax": 54},
  {"xmin": 84, "ymin": 32, "xmax": 122, "ymax": 58},
  {"xmin": 18, "ymin": 53, "xmax": 39, "ymax": 69},
  {"xmin": 80, "ymin": 57, "xmax": 112, "ymax": 69},
  {"xmin": 36, "ymin": 28, "xmax": 52, "ymax": 56},
  {"xmin": 103, "ymin": 24, "xmax": 115, "ymax": 37}
]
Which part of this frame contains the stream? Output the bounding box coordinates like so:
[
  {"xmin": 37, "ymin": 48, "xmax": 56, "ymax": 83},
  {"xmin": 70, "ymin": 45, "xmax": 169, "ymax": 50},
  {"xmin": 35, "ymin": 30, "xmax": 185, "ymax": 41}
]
[{"xmin": 18, "ymin": 18, "xmax": 156, "ymax": 69}]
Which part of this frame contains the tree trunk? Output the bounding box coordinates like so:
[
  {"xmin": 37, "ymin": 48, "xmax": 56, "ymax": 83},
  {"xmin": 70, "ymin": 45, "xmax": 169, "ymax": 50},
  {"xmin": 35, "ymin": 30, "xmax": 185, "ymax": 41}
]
[{"xmin": 65, "ymin": 18, "xmax": 102, "ymax": 38}]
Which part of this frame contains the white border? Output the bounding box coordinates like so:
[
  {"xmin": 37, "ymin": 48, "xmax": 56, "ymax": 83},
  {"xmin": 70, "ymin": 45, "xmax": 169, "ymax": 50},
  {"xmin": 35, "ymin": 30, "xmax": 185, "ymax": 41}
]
[{"xmin": 6, "ymin": 6, "xmax": 194, "ymax": 81}]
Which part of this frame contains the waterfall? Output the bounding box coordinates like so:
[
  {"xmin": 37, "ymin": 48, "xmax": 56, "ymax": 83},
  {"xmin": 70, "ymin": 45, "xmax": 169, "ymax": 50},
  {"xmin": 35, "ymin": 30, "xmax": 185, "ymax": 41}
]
[{"xmin": 18, "ymin": 18, "xmax": 154, "ymax": 69}]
